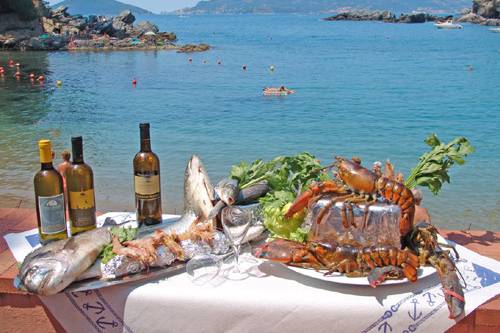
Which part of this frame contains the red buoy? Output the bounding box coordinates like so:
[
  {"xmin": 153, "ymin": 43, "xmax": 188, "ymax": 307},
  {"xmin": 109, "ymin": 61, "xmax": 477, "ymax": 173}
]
[
  {"xmin": 8, "ymin": 60, "xmax": 14, "ymax": 67},
  {"xmin": 132, "ymin": 79, "xmax": 137, "ymax": 85},
  {"xmin": 38, "ymin": 75, "xmax": 45, "ymax": 82},
  {"xmin": 29, "ymin": 73, "xmax": 35, "ymax": 79}
]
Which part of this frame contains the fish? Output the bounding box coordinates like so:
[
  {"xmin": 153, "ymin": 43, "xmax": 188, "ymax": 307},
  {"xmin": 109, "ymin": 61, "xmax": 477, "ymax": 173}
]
[
  {"xmin": 137, "ymin": 155, "xmax": 215, "ymax": 237},
  {"xmin": 208, "ymin": 178, "xmax": 239, "ymax": 219},
  {"xmin": 235, "ymin": 181, "xmax": 270, "ymax": 205},
  {"xmin": 215, "ymin": 178, "xmax": 239, "ymax": 206},
  {"xmin": 162, "ymin": 155, "xmax": 215, "ymax": 233},
  {"xmin": 16, "ymin": 227, "xmax": 111, "ymax": 296}
]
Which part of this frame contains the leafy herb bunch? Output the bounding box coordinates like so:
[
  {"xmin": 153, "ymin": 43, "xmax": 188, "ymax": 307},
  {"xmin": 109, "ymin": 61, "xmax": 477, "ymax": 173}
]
[{"xmin": 405, "ymin": 134, "xmax": 475, "ymax": 194}]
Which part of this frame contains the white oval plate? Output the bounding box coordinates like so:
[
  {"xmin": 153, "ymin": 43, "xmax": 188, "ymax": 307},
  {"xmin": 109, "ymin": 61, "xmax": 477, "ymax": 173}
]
[{"xmin": 287, "ymin": 265, "xmax": 435, "ymax": 286}]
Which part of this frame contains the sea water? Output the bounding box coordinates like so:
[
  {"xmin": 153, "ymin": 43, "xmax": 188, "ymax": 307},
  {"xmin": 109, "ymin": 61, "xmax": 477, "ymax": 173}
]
[{"xmin": 0, "ymin": 15, "xmax": 499, "ymax": 230}]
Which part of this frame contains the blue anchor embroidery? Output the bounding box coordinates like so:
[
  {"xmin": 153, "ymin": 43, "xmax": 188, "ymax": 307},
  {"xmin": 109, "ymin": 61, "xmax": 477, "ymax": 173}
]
[
  {"xmin": 96, "ymin": 316, "xmax": 119, "ymax": 329},
  {"xmin": 83, "ymin": 301, "xmax": 105, "ymax": 315},
  {"xmin": 378, "ymin": 321, "xmax": 392, "ymax": 333},
  {"xmin": 408, "ymin": 299, "xmax": 422, "ymax": 321},
  {"xmin": 422, "ymin": 292, "xmax": 436, "ymax": 306}
]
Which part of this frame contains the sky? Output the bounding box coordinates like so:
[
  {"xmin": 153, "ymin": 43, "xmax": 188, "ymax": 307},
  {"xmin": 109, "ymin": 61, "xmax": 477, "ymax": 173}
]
[{"xmin": 47, "ymin": 0, "xmax": 201, "ymax": 13}]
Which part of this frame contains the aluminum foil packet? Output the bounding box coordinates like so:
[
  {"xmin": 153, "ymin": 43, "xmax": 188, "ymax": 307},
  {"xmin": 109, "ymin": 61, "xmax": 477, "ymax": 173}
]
[
  {"xmin": 101, "ymin": 245, "xmax": 176, "ymax": 279},
  {"xmin": 306, "ymin": 199, "xmax": 402, "ymax": 248}
]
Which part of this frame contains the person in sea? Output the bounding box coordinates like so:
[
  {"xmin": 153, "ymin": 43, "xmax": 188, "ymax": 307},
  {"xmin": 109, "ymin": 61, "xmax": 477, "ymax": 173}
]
[
  {"xmin": 412, "ymin": 188, "xmax": 432, "ymax": 223},
  {"xmin": 57, "ymin": 150, "xmax": 71, "ymax": 191}
]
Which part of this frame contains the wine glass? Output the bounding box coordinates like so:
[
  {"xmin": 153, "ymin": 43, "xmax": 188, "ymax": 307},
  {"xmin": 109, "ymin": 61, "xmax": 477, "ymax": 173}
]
[
  {"xmin": 186, "ymin": 254, "xmax": 222, "ymax": 285},
  {"xmin": 221, "ymin": 206, "xmax": 253, "ymax": 280}
]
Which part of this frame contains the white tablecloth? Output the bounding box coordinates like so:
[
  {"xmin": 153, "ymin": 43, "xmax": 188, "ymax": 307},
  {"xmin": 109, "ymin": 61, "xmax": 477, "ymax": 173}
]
[{"xmin": 5, "ymin": 213, "xmax": 500, "ymax": 333}]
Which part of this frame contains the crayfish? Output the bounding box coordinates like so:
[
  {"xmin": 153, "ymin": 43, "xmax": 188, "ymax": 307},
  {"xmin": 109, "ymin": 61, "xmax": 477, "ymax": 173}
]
[{"xmin": 256, "ymin": 156, "xmax": 465, "ymax": 319}]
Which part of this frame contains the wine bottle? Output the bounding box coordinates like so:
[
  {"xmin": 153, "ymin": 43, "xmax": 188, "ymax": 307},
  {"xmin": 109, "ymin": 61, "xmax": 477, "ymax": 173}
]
[
  {"xmin": 66, "ymin": 136, "xmax": 96, "ymax": 235},
  {"xmin": 34, "ymin": 139, "xmax": 67, "ymax": 244},
  {"xmin": 133, "ymin": 123, "xmax": 162, "ymax": 226}
]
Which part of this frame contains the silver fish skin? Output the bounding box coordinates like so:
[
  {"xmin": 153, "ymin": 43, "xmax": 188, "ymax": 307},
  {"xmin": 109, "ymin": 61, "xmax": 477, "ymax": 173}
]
[
  {"xmin": 160, "ymin": 155, "xmax": 215, "ymax": 234},
  {"xmin": 215, "ymin": 178, "xmax": 239, "ymax": 206},
  {"xmin": 208, "ymin": 178, "xmax": 239, "ymax": 219},
  {"xmin": 17, "ymin": 227, "xmax": 111, "ymax": 296}
]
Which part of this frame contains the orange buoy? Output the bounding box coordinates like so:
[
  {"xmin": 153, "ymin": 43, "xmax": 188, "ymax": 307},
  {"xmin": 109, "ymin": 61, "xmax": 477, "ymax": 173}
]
[{"xmin": 132, "ymin": 79, "xmax": 137, "ymax": 85}]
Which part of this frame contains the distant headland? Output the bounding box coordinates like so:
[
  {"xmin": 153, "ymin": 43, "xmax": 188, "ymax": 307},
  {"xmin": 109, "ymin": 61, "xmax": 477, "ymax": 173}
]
[
  {"xmin": 51, "ymin": 0, "xmax": 152, "ymax": 16},
  {"xmin": 173, "ymin": 0, "xmax": 471, "ymax": 15},
  {"xmin": 0, "ymin": 1, "xmax": 210, "ymax": 52}
]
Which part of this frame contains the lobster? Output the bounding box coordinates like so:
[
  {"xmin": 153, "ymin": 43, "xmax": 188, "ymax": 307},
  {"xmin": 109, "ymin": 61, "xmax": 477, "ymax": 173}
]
[
  {"xmin": 253, "ymin": 238, "xmax": 419, "ymax": 282},
  {"xmin": 405, "ymin": 222, "xmax": 465, "ymax": 319},
  {"xmin": 277, "ymin": 155, "xmax": 465, "ymax": 319},
  {"xmin": 285, "ymin": 156, "xmax": 415, "ymax": 237}
]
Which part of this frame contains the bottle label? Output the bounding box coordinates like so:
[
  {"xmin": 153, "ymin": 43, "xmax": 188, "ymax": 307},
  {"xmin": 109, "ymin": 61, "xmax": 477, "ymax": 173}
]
[
  {"xmin": 39, "ymin": 194, "xmax": 66, "ymax": 234},
  {"xmin": 69, "ymin": 189, "xmax": 95, "ymax": 210},
  {"xmin": 69, "ymin": 189, "xmax": 96, "ymax": 228},
  {"xmin": 135, "ymin": 175, "xmax": 160, "ymax": 199}
]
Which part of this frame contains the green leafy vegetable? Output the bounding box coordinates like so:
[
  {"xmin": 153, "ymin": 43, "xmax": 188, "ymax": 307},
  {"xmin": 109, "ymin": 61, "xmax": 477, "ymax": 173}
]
[
  {"xmin": 100, "ymin": 227, "xmax": 138, "ymax": 264},
  {"xmin": 230, "ymin": 153, "xmax": 327, "ymax": 242},
  {"xmin": 405, "ymin": 134, "xmax": 475, "ymax": 195}
]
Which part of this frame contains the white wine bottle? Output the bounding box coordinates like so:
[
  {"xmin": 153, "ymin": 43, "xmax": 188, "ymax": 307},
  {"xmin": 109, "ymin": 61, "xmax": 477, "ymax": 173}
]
[
  {"xmin": 133, "ymin": 123, "xmax": 162, "ymax": 226},
  {"xmin": 67, "ymin": 136, "xmax": 96, "ymax": 235},
  {"xmin": 34, "ymin": 139, "xmax": 67, "ymax": 244}
]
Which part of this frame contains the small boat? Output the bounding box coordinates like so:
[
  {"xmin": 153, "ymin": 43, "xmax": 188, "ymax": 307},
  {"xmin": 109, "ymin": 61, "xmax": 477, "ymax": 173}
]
[
  {"xmin": 434, "ymin": 20, "xmax": 463, "ymax": 29},
  {"xmin": 490, "ymin": 27, "xmax": 500, "ymax": 33},
  {"xmin": 263, "ymin": 87, "xmax": 295, "ymax": 96}
]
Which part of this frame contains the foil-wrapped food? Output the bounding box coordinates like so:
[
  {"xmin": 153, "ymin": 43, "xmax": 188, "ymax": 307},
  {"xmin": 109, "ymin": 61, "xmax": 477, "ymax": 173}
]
[
  {"xmin": 305, "ymin": 199, "xmax": 402, "ymax": 248},
  {"xmin": 78, "ymin": 230, "xmax": 231, "ymax": 281}
]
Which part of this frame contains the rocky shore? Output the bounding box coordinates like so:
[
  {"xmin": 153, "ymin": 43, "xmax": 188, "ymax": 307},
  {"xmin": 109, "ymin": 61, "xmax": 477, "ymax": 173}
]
[
  {"xmin": 324, "ymin": 1, "xmax": 500, "ymax": 27},
  {"xmin": 324, "ymin": 10, "xmax": 440, "ymax": 24},
  {"xmin": 457, "ymin": 0, "xmax": 500, "ymax": 26},
  {"xmin": 0, "ymin": 2, "xmax": 209, "ymax": 52}
]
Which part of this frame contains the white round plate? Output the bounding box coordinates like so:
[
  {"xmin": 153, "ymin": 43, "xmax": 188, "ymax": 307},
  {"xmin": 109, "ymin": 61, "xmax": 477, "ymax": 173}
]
[{"xmin": 287, "ymin": 265, "xmax": 435, "ymax": 285}]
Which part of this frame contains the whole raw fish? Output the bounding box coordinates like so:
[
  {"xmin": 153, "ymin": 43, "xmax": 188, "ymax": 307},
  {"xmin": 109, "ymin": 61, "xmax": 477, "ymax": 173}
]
[
  {"xmin": 160, "ymin": 155, "xmax": 215, "ymax": 234},
  {"xmin": 208, "ymin": 178, "xmax": 239, "ymax": 219},
  {"xmin": 16, "ymin": 227, "xmax": 111, "ymax": 296}
]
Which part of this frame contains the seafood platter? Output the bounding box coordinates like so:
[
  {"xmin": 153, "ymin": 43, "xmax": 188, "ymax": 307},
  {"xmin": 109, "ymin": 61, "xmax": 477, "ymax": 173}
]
[{"xmin": 16, "ymin": 136, "xmax": 475, "ymax": 319}]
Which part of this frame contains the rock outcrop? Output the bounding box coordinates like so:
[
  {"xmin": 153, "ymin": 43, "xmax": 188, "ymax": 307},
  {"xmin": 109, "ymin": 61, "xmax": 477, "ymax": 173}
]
[
  {"xmin": 177, "ymin": 43, "xmax": 210, "ymax": 53},
  {"xmin": 324, "ymin": 11, "xmax": 439, "ymax": 23},
  {"xmin": 472, "ymin": 0, "xmax": 500, "ymax": 18},
  {"xmin": 0, "ymin": 0, "xmax": 45, "ymax": 48},
  {"xmin": 458, "ymin": 0, "xmax": 500, "ymax": 26},
  {"xmin": 1, "ymin": 2, "xmax": 209, "ymax": 52}
]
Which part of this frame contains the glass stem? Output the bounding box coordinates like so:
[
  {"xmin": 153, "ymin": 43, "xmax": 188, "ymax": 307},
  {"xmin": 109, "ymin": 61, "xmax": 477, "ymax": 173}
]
[{"xmin": 233, "ymin": 244, "xmax": 241, "ymax": 273}]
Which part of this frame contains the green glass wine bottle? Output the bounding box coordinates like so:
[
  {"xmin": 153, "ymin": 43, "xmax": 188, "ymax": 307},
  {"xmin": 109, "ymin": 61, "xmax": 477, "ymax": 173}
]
[
  {"xmin": 34, "ymin": 139, "xmax": 67, "ymax": 244},
  {"xmin": 66, "ymin": 136, "xmax": 96, "ymax": 235}
]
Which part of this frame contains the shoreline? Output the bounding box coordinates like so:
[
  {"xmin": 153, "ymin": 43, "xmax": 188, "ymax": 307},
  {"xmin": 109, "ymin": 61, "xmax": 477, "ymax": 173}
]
[{"xmin": 1, "ymin": 6, "xmax": 210, "ymax": 53}]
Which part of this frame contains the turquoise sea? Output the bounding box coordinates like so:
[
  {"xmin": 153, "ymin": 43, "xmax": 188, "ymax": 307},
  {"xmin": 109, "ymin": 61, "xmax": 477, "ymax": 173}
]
[{"xmin": 0, "ymin": 15, "xmax": 499, "ymax": 230}]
